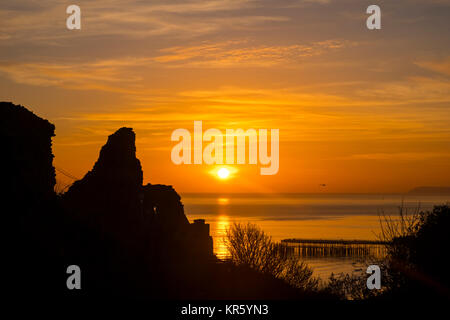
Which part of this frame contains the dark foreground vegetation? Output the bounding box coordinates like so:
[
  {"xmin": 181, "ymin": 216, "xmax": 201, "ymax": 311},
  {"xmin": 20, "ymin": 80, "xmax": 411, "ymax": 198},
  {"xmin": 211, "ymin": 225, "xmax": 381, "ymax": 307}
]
[
  {"xmin": 3, "ymin": 101, "xmax": 449, "ymax": 304},
  {"xmin": 225, "ymin": 223, "xmax": 320, "ymax": 291},
  {"xmin": 325, "ymin": 204, "xmax": 450, "ymax": 300}
]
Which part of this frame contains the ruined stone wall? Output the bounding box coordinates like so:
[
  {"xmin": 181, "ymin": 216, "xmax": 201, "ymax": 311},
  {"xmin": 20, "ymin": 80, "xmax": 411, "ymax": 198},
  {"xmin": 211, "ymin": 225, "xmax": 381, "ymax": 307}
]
[{"xmin": 1, "ymin": 102, "xmax": 56, "ymax": 216}]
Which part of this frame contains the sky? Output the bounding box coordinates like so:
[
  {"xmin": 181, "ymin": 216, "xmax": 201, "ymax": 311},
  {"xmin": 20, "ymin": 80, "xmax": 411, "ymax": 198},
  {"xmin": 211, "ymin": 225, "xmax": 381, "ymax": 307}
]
[{"xmin": 1, "ymin": 0, "xmax": 450, "ymax": 193}]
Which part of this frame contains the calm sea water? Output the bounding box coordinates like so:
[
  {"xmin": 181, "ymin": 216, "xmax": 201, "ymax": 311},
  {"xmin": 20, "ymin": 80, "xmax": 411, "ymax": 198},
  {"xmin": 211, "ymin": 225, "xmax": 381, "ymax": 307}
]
[{"xmin": 183, "ymin": 193, "xmax": 449, "ymax": 280}]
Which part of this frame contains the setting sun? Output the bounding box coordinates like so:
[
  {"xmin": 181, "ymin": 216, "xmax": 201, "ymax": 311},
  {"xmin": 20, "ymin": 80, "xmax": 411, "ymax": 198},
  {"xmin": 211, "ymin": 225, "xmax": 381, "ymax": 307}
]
[
  {"xmin": 217, "ymin": 167, "xmax": 230, "ymax": 179},
  {"xmin": 209, "ymin": 166, "xmax": 238, "ymax": 181}
]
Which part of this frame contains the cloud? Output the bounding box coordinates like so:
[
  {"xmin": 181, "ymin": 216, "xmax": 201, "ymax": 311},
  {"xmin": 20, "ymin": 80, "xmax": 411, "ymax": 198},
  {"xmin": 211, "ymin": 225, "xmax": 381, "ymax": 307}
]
[
  {"xmin": 0, "ymin": 0, "xmax": 286, "ymax": 43},
  {"xmin": 0, "ymin": 38, "xmax": 355, "ymax": 91},
  {"xmin": 300, "ymin": 0, "xmax": 332, "ymax": 4},
  {"xmin": 352, "ymin": 76, "xmax": 450, "ymax": 105},
  {"xmin": 154, "ymin": 39, "xmax": 353, "ymax": 67},
  {"xmin": 0, "ymin": 60, "xmax": 143, "ymax": 91},
  {"xmin": 416, "ymin": 57, "xmax": 450, "ymax": 76},
  {"xmin": 342, "ymin": 152, "xmax": 450, "ymax": 161}
]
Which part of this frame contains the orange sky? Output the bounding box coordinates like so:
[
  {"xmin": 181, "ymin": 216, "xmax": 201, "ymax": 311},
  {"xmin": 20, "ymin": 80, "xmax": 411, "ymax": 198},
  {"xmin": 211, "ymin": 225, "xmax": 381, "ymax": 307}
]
[{"xmin": 1, "ymin": 0, "xmax": 450, "ymax": 193}]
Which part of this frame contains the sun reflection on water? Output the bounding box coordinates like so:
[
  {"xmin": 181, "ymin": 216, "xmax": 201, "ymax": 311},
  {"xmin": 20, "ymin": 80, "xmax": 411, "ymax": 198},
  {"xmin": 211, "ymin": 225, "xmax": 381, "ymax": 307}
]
[
  {"xmin": 217, "ymin": 197, "xmax": 229, "ymax": 205},
  {"xmin": 214, "ymin": 215, "xmax": 231, "ymax": 260}
]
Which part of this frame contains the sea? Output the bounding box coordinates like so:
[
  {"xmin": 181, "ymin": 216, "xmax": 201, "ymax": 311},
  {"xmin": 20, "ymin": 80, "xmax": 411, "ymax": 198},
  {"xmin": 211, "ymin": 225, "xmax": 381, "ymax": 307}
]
[{"xmin": 183, "ymin": 193, "xmax": 449, "ymax": 281}]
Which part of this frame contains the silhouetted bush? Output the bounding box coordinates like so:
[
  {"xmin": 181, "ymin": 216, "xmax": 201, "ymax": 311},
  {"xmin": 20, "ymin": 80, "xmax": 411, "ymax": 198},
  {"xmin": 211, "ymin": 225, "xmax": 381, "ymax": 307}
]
[
  {"xmin": 225, "ymin": 222, "xmax": 319, "ymax": 291},
  {"xmin": 324, "ymin": 204, "xmax": 450, "ymax": 300},
  {"xmin": 324, "ymin": 266, "xmax": 387, "ymax": 300},
  {"xmin": 378, "ymin": 202, "xmax": 422, "ymax": 260},
  {"xmin": 383, "ymin": 204, "xmax": 450, "ymax": 299}
]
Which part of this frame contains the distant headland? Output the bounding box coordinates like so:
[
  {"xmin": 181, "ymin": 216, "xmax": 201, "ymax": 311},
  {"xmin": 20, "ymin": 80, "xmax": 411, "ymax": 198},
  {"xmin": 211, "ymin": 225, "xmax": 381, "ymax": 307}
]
[{"xmin": 407, "ymin": 186, "xmax": 450, "ymax": 195}]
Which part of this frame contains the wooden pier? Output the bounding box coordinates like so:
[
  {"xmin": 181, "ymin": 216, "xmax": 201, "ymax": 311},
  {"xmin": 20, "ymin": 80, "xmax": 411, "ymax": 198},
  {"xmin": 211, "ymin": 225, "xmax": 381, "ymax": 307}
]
[{"xmin": 280, "ymin": 239, "xmax": 389, "ymax": 258}]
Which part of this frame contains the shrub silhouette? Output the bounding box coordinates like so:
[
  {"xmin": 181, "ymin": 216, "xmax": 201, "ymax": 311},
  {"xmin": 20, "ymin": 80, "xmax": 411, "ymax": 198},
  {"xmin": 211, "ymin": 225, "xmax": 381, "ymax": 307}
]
[
  {"xmin": 325, "ymin": 204, "xmax": 450, "ymax": 300},
  {"xmin": 385, "ymin": 204, "xmax": 450, "ymax": 299},
  {"xmin": 225, "ymin": 222, "xmax": 318, "ymax": 291}
]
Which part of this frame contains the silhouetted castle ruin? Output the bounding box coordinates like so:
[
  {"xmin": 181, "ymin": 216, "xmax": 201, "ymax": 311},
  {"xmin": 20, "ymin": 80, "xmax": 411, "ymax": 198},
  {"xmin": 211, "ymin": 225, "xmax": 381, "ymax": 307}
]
[
  {"xmin": 3, "ymin": 101, "xmax": 213, "ymax": 298},
  {"xmin": 3, "ymin": 101, "xmax": 308, "ymax": 300},
  {"xmin": 62, "ymin": 126, "xmax": 213, "ymax": 259},
  {"xmin": 2, "ymin": 102, "xmax": 56, "ymax": 216}
]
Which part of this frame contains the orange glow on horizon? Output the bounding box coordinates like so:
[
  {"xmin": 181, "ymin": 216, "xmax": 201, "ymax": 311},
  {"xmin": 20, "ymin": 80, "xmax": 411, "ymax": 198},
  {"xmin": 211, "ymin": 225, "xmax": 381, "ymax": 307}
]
[{"xmin": 2, "ymin": 1, "xmax": 449, "ymax": 194}]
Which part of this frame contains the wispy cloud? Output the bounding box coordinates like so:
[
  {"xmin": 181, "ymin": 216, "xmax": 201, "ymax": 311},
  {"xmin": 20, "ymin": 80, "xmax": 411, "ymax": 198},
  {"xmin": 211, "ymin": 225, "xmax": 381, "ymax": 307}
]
[
  {"xmin": 0, "ymin": 39, "xmax": 355, "ymax": 89},
  {"xmin": 154, "ymin": 39, "xmax": 353, "ymax": 67},
  {"xmin": 416, "ymin": 57, "xmax": 450, "ymax": 76},
  {"xmin": 0, "ymin": 0, "xmax": 286, "ymax": 43},
  {"xmin": 0, "ymin": 60, "xmax": 144, "ymax": 91},
  {"xmin": 341, "ymin": 152, "xmax": 450, "ymax": 161}
]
